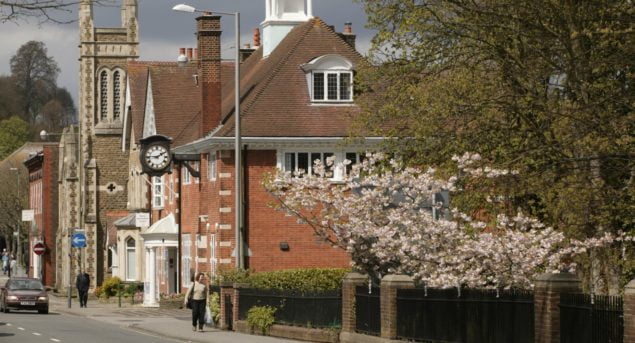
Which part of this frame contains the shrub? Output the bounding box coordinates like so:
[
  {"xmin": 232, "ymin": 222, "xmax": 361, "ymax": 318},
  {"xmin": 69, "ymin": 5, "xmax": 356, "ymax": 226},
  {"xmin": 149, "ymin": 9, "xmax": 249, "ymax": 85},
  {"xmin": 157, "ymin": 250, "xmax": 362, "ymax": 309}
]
[
  {"xmin": 247, "ymin": 306, "xmax": 276, "ymax": 334},
  {"xmin": 209, "ymin": 291, "xmax": 221, "ymax": 325},
  {"xmin": 214, "ymin": 268, "xmax": 348, "ymax": 292},
  {"xmin": 93, "ymin": 286, "xmax": 103, "ymax": 298},
  {"xmin": 100, "ymin": 276, "xmax": 122, "ymax": 297}
]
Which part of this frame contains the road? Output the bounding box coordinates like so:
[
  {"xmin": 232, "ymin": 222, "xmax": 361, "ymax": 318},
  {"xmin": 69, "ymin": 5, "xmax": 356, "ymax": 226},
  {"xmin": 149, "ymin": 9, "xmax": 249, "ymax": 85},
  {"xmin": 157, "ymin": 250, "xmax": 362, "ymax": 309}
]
[{"xmin": 0, "ymin": 310, "xmax": 177, "ymax": 343}]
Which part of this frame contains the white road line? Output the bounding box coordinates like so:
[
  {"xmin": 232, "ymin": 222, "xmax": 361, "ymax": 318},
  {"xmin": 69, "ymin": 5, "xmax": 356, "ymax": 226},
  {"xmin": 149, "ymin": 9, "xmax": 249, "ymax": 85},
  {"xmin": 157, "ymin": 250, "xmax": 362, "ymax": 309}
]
[
  {"xmin": 6, "ymin": 323, "xmax": 11, "ymax": 326},
  {"xmin": 33, "ymin": 332, "xmax": 42, "ymax": 336},
  {"xmin": 51, "ymin": 339, "xmax": 61, "ymax": 342},
  {"xmin": 17, "ymin": 327, "xmax": 25, "ymax": 330}
]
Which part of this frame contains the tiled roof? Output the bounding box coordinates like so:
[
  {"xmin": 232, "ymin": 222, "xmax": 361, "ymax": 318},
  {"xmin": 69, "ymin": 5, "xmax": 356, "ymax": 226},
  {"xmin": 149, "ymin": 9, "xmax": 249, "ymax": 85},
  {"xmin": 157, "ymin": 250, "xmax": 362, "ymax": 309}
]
[
  {"xmin": 127, "ymin": 61, "xmax": 201, "ymax": 146},
  {"xmin": 216, "ymin": 18, "xmax": 364, "ymax": 138}
]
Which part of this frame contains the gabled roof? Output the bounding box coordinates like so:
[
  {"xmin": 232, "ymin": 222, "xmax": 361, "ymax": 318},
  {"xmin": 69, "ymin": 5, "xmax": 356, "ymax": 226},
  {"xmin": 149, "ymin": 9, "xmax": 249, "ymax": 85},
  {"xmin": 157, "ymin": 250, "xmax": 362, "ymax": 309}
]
[
  {"xmin": 127, "ymin": 61, "xmax": 202, "ymax": 146},
  {"xmin": 215, "ymin": 18, "xmax": 365, "ymax": 138}
]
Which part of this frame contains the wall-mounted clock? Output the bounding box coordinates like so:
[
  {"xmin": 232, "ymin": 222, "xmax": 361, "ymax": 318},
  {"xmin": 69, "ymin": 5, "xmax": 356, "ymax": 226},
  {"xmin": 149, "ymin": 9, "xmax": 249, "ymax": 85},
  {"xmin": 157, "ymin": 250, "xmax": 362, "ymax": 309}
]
[{"xmin": 139, "ymin": 135, "xmax": 173, "ymax": 176}]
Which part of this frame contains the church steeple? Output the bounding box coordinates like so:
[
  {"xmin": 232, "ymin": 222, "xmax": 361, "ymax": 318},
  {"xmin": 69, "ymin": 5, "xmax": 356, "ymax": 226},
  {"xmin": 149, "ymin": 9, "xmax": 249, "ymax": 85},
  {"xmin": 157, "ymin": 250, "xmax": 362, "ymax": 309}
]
[{"xmin": 262, "ymin": 0, "xmax": 313, "ymax": 57}]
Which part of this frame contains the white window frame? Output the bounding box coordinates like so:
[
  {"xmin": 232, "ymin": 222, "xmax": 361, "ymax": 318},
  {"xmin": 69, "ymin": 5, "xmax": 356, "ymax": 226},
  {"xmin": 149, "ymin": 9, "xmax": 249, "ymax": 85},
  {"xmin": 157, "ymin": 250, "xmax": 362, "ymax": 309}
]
[
  {"xmin": 208, "ymin": 152, "xmax": 217, "ymax": 181},
  {"xmin": 312, "ymin": 70, "xmax": 353, "ymax": 102},
  {"xmin": 169, "ymin": 174, "xmax": 174, "ymax": 204},
  {"xmin": 209, "ymin": 234, "xmax": 217, "ymax": 277},
  {"xmin": 278, "ymin": 150, "xmax": 367, "ymax": 181},
  {"xmin": 182, "ymin": 164, "xmax": 191, "ymax": 185},
  {"xmin": 193, "ymin": 162, "xmax": 200, "ymax": 184},
  {"xmin": 152, "ymin": 176, "xmax": 164, "ymax": 209},
  {"xmin": 125, "ymin": 237, "xmax": 136, "ymax": 281}
]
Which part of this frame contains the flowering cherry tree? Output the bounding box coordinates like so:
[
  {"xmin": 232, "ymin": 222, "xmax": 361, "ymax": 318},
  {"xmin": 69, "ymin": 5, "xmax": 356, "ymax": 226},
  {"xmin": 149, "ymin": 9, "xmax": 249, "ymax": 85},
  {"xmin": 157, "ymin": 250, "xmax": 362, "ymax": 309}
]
[{"xmin": 265, "ymin": 153, "xmax": 633, "ymax": 289}]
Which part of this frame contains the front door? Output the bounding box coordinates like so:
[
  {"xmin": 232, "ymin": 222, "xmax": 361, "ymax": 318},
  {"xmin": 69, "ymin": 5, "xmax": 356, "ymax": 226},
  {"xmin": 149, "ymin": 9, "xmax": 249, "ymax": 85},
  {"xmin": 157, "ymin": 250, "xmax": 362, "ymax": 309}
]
[{"xmin": 168, "ymin": 247, "xmax": 176, "ymax": 294}]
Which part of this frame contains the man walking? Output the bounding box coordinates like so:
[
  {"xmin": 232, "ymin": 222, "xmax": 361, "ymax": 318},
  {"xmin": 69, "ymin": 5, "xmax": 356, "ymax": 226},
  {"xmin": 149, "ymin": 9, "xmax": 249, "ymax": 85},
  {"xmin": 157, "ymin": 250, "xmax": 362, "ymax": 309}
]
[
  {"xmin": 76, "ymin": 272, "xmax": 90, "ymax": 308},
  {"xmin": 1, "ymin": 249, "xmax": 8, "ymax": 275}
]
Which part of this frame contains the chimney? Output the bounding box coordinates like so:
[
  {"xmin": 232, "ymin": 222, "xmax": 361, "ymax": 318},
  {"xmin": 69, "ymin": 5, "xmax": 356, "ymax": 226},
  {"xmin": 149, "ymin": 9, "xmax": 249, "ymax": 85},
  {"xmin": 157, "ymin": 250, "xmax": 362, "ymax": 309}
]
[
  {"xmin": 253, "ymin": 28, "xmax": 261, "ymax": 48},
  {"xmin": 338, "ymin": 22, "xmax": 356, "ymax": 49},
  {"xmin": 186, "ymin": 48, "xmax": 193, "ymax": 62},
  {"xmin": 196, "ymin": 14, "xmax": 222, "ymax": 137},
  {"xmin": 239, "ymin": 43, "xmax": 256, "ymax": 63},
  {"xmin": 177, "ymin": 47, "xmax": 188, "ymax": 66}
]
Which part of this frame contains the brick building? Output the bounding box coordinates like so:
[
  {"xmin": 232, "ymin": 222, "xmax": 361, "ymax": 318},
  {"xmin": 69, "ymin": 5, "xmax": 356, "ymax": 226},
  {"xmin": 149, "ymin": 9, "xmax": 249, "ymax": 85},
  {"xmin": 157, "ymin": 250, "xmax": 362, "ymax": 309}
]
[{"xmin": 23, "ymin": 144, "xmax": 59, "ymax": 287}]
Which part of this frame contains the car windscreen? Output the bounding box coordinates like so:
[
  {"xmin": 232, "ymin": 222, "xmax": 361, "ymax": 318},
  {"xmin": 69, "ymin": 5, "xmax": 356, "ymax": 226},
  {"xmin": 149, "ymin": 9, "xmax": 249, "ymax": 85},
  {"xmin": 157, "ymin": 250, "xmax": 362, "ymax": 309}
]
[{"xmin": 8, "ymin": 280, "xmax": 44, "ymax": 291}]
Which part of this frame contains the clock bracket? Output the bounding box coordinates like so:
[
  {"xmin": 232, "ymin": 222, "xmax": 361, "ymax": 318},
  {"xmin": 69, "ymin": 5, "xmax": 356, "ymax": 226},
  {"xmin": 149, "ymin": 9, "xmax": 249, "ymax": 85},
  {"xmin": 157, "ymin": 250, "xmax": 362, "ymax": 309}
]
[{"xmin": 173, "ymin": 153, "xmax": 201, "ymax": 179}]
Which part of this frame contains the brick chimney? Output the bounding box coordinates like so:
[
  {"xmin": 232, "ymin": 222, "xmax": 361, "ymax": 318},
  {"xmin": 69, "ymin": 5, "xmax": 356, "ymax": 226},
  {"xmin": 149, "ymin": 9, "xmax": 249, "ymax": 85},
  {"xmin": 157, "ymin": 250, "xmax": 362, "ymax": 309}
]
[
  {"xmin": 186, "ymin": 48, "xmax": 193, "ymax": 61},
  {"xmin": 196, "ymin": 15, "xmax": 222, "ymax": 137},
  {"xmin": 338, "ymin": 22, "xmax": 356, "ymax": 49},
  {"xmin": 253, "ymin": 28, "xmax": 261, "ymax": 48}
]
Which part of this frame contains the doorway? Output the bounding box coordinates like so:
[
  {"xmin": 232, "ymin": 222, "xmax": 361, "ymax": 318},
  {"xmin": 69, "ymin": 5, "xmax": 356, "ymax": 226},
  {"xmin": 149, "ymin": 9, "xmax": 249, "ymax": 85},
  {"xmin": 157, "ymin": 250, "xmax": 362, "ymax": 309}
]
[{"xmin": 168, "ymin": 247, "xmax": 176, "ymax": 294}]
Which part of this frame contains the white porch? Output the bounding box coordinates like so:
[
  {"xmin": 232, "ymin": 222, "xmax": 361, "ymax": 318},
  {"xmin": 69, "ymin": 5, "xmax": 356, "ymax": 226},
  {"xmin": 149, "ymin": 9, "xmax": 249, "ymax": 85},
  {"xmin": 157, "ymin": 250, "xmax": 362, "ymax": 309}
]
[{"xmin": 141, "ymin": 213, "xmax": 178, "ymax": 307}]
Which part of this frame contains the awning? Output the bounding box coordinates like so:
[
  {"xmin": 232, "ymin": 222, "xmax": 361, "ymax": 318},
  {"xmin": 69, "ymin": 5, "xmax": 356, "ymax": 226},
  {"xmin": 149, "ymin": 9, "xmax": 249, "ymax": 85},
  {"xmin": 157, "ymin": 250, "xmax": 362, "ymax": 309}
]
[{"xmin": 141, "ymin": 213, "xmax": 178, "ymax": 242}]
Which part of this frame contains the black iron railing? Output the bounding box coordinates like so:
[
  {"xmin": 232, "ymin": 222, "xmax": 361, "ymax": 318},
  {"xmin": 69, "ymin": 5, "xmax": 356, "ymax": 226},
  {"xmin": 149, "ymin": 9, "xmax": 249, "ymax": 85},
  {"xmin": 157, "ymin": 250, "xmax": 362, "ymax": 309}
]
[
  {"xmin": 237, "ymin": 288, "xmax": 341, "ymax": 328},
  {"xmin": 560, "ymin": 293, "xmax": 623, "ymax": 343},
  {"xmin": 355, "ymin": 285, "xmax": 381, "ymax": 336},
  {"xmin": 396, "ymin": 287, "xmax": 534, "ymax": 343}
]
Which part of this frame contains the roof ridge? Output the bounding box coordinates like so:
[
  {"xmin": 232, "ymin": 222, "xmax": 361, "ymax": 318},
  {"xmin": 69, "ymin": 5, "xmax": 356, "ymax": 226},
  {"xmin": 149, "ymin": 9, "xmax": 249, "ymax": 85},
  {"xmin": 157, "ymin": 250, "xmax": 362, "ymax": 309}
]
[{"xmin": 225, "ymin": 19, "xmax": 315, "ymax": 130}]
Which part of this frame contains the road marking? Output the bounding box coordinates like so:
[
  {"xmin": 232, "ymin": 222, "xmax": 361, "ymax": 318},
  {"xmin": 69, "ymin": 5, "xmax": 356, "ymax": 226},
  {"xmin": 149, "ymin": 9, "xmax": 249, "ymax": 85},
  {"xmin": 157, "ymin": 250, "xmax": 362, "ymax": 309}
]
[
  {"xmin": 18, "ymin": 327, "xmax": 25, "ymax": 330},
  {"xmin": 51, "ymin": 339, "xmax": 61, "ymax": 342},
  {"xmin": 6, "ymin": 323, "xmax": 11, "ymax": 326},
  {"xmin": 33, "ymin": 332, "xmax": 42, "ymax": 336}
]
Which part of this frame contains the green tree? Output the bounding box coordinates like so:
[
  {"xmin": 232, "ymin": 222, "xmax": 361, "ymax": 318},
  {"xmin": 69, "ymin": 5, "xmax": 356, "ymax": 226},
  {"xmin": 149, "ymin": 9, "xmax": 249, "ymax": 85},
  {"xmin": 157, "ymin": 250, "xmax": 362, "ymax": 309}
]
[
  {"xmin": 0, "ymin": 116, "xmax": 30, "ymax": 160},
  {"xmin": 0, "ymin": 76, "xmax": 23, "ymax": 120},
  {"xmin": 355, "ymin": 0, "xmax": 634, "ymax": 290}
]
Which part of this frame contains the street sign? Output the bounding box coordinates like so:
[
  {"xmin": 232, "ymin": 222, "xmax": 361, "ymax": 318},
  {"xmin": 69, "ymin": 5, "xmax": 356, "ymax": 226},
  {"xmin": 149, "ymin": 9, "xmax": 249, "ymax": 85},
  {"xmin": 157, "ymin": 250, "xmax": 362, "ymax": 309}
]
[
  {"xmin": 135, "ymin": 212, "xmax": 150, "ymax": 227},
  {"xmin": 71, "ymin": 232, "xmax": 87, "ymax": 248},
  {"xmin": 22, "ymin": 209, "xmax": 34, "ymax": 221},
  {"xmin": 33, "ymin": 242, "xmax": 45, "ymax": 256}
]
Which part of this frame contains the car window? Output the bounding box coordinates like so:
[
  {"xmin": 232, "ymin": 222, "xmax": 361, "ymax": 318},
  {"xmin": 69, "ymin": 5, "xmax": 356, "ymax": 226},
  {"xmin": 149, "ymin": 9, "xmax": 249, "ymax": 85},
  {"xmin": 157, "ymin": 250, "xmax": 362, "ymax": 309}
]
[{"xmin": 7, "ymin": 280, "xmax": 44, "ymax": 290}]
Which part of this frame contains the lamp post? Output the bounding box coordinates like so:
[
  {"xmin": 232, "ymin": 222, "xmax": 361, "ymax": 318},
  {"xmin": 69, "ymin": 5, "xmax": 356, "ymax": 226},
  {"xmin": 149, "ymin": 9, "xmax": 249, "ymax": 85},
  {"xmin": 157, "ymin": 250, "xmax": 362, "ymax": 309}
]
[
  {"xmin": 40, "ymin": 128, "xmax": 82, "ymax": 308},
  {"xmin": 9, "ymin": 167, "xmax": 20, "ymax": 277},
  {"xmin": 172, "ymin": 4, "xmax": 244, "ymax": 270}
]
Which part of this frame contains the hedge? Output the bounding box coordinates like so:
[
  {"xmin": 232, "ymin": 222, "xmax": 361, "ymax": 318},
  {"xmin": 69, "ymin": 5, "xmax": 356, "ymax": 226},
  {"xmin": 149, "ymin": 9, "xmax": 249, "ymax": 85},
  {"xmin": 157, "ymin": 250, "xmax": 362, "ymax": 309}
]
[{"xmin": 214, "ymin": 268, "xmax": 349, "ymax": 292}]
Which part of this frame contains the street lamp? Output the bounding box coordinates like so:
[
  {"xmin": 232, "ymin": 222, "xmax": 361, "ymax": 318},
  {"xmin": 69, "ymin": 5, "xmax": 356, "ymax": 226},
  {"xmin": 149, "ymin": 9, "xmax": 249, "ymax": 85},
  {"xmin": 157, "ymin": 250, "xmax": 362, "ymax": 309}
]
[
  {"xmin": 40, "ymin": 128, "xmax": 82, "ymax": 308},
  {"xmin": 172, "ymin": 4, "xmax": 244, "ymax": 270},
  {"xmin": 9, "ymin": 167, "xmax": 20, "ymax": 277}
]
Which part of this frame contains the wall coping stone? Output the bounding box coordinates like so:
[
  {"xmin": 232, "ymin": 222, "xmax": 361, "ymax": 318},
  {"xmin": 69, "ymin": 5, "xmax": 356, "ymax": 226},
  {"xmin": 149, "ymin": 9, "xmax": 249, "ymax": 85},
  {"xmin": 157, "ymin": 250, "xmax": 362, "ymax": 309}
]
[
  {"xmin": 534, "ymin": 272, "xmax": 581, "ymax": 291},
  {"xmin": 381, "ymin": 274, "xmax": 414, "ymax": 285},
  {"xmin": 233, "ymin": 282, "xmax": 250, "ymax": 289},
  {"xmin": 343, "ymin": 272, "xmax": 367, "ymax": 283}
]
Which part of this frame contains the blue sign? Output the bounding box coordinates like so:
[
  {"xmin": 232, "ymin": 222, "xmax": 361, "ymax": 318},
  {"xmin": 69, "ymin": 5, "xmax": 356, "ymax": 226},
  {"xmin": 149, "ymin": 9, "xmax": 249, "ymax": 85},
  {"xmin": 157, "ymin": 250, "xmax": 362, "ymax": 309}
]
[{"xmin": 72, "ymin": 232, "xmax": 87, "ymax": 248}]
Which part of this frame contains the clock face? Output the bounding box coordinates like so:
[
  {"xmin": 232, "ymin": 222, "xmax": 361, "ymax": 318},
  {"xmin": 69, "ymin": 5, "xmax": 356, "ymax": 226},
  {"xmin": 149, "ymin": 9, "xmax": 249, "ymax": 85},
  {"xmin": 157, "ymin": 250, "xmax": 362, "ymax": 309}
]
[{"xmin": 144, "ymin": 144, "xmax": 171, "ymax": 171}]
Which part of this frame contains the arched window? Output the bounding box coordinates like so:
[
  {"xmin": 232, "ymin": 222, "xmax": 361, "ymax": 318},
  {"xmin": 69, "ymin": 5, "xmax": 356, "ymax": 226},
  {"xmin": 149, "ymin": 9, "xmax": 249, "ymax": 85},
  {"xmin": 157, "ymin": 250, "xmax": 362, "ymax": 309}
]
[
  {"xmin": 100, "ymin": 70, "xmax": 109, "ymax": 121},
  {"xmin": 113, "ymin": 71, "xmax": 122, "ymax": 121},
  {"xmin": 126, "ymin": 237, "xmax": 136, "ymax": 280}
]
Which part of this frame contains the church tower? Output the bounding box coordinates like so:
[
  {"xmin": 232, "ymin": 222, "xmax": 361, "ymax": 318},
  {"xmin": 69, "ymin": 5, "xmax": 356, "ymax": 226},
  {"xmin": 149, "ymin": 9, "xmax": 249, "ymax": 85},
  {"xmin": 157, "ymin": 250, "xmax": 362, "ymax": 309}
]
[
  {"xmin": 262, "ymin": 0, "xmax": 313, "ymax": 57},
  {"xmin": 73, "ymin": 0, "xmax": 139, "ymax": 286}
]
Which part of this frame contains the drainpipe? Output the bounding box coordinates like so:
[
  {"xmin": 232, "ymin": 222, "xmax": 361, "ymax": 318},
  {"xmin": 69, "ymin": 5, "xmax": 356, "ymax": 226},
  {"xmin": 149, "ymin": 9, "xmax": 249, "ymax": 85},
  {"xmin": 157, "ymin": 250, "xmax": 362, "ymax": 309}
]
[{"xmin": 177, "ymin": 162, "xmax": 182, "ymax": 293}]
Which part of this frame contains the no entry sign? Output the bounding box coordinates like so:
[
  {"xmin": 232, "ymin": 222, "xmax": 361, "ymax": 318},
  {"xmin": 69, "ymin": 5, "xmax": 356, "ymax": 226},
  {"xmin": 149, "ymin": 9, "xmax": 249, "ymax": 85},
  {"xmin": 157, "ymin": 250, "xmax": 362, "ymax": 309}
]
[{"xmin": 33, "ymin": 242, "xmax": 45, "ymax": 256}]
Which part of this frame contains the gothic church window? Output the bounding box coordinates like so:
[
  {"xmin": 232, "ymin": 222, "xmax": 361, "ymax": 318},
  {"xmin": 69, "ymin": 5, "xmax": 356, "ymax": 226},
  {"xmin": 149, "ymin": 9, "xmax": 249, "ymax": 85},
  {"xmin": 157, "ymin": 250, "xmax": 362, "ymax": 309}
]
[
  {"xmin": 113, "ymin": 71, "xmax": 122, "ymax": 120},
  {"xmin": 97, "ymin": 68, "xmax": 126, "ymax": 124},
  {"xmin": 100, "ymin": 70, "xmax": 108, "ymax": 121}
]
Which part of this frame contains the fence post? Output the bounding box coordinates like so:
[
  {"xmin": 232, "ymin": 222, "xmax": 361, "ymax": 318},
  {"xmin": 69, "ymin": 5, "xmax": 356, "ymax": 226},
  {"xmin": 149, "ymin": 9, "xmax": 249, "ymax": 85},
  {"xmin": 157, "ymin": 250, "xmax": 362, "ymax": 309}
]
[
  {"xmin": 341, "ymin": 272, "xmax": 367, "ymax": 334},
  {"xmin": 625, "ymin": 279, "xmax": 635, "ymax": 343},
  {"xmin": 219, "ymin": 282, "xmax": 234, "ymax": 330},
  {"xmin": 381, "ymin": 274, "xmax": 414, "ymax": 340},
  {"xmin": 534, "ymin": 273, "xmax": 581, "ymax": 343}
]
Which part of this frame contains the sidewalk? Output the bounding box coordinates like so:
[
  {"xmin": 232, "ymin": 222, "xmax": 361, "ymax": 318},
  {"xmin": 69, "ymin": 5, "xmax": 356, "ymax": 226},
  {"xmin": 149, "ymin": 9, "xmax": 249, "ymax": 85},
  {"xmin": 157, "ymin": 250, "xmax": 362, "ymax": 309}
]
[{"xmin": 48, "ymin": 294, "xmax": 301, "ymax": 343}]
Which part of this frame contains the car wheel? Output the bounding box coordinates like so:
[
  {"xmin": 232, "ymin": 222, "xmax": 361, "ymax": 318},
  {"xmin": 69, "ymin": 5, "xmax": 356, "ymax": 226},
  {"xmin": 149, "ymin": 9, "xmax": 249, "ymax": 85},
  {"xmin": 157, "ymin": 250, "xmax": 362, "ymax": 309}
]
[{"xmin": 38, "ymin": 308, "xmax": 48, "ymax": 314}]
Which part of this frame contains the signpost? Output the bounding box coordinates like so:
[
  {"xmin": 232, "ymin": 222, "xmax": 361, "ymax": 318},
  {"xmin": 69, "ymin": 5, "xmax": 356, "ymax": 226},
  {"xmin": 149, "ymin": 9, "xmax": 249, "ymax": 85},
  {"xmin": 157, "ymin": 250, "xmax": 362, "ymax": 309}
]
[
  {"xmin": 71, "ymin": 232, "xmax": 87, "ymax": 248},
  {"xmin": 135, "ymin": 212, "xmax": 150, "ymax": 228},
  {"xmin": 21, "ymin": 209, "xmax": 34, "ymax": 222},
  {"xmin": 68, "ymin": 228, "xmax": 84, "ymax": 308}
]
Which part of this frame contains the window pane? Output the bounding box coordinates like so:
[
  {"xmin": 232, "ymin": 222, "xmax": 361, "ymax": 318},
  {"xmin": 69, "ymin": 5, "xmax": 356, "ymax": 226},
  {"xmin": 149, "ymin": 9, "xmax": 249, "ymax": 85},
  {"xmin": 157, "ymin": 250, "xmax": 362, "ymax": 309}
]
[
  {"xmin": 340, "ymin": 73, "xmax": 351, "ymax": 100},
  {"xmin": 100, "ymin": 71, "xmax": 108, "ymax": 121},
  {"xmin": 311, "ymin": 153, "xmax": 321, "ymax": 174},
  {"xmin": 324, "ymin": 152, "xmax": 334, "ymax": 175},
  {"xmin": 297, "ymin": 153, "xmax": 309, "ymax": 173},
  {"xmin": 313, "ymin": 73, "xmax": 324, "ymax": 100},
  {"xmin": 285, "ymin": 153, "xmax": 296, "ymax": 172},
  {"xmin": 113, "ymin": 71, "xmax": 121, "ymax": 120},
  {"xmin": 327, "ymin": 73, "xmax": 338, "ymax": 100}
]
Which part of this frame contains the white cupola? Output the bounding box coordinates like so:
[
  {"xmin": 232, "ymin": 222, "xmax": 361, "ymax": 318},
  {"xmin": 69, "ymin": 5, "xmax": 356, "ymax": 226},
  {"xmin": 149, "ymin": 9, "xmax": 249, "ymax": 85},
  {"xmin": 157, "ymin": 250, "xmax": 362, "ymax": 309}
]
[{"xmin": 262, "ymin": 0, "xmax": 313, "ymax": 57}]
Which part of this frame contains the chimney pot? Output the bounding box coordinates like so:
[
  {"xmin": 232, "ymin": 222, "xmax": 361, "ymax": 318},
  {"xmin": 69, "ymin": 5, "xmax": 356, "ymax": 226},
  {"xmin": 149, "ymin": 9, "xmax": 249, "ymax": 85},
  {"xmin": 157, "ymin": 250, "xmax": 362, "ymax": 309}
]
[
  {"xmin": 177, "ymin": 47, "xmax": 188, "ymax": 66},
  {"xmin": 344, "ymin": 22, "xmax": 353, "ymax": 34},
  {"xmin": 186, "ymin": 48, "xmax": 193, "ymax": 61},
  {"xmin": 253, "ymin": 28, "xmax": 261, "ymax": 47}
]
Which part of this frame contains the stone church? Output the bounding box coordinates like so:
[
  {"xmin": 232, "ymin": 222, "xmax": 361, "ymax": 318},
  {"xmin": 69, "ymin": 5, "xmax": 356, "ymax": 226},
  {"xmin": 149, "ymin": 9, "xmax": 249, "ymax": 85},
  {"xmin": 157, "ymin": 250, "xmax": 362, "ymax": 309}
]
[{"xmin": 57, "ymin": 0, "xmax": 139, "ymax": 291}]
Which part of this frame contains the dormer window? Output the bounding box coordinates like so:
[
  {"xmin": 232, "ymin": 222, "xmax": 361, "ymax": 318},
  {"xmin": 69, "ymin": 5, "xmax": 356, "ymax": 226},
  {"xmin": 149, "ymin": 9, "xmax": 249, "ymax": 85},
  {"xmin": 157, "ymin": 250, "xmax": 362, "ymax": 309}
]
[{"xmin": 302, "ymin": 55, "xmax": 354, "ymax": 103}]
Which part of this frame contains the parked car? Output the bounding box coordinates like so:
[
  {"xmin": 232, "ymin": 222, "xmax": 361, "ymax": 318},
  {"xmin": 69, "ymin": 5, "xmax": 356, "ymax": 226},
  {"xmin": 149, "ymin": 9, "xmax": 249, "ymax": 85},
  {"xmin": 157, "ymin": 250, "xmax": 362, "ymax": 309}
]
[{"xmin": 0, "ymin": 277, "xmax": 49, "ymax": 314}]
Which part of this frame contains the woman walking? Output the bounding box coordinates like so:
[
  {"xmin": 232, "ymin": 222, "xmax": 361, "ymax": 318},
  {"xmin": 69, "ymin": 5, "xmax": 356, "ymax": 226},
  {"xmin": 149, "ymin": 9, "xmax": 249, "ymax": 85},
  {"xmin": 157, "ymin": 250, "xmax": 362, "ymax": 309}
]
[{"xmin": 184, "ymin": 272, "xmax": 208, "ymax": 332}]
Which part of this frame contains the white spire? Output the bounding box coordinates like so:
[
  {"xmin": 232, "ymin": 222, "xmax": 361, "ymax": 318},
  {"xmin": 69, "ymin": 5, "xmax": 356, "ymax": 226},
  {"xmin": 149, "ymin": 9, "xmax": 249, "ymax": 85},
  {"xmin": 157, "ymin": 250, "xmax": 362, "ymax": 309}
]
[{"xmin": 262, "ymin": 0, "xmax": 313, "ymax": 57}]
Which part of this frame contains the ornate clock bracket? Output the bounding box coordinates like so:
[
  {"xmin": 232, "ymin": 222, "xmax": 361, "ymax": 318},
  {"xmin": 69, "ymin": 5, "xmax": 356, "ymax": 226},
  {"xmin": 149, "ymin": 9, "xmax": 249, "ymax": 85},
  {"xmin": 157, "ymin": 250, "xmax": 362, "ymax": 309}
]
[{"xmin": 173, "ymin": 153, "xmax": 201, "ymax": 178}]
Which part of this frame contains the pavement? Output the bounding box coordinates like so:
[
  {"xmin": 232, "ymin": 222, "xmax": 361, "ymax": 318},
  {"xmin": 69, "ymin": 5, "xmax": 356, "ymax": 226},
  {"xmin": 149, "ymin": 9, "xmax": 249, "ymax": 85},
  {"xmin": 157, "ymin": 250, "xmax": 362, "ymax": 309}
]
[{"xmin": 1, "ymin": 269, "xmax": 301, "ymax": 343}]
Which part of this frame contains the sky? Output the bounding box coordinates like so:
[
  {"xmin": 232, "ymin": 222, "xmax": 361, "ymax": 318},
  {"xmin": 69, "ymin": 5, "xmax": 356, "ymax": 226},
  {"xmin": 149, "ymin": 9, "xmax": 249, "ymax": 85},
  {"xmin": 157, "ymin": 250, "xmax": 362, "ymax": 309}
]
[{"xmin": 0, "ymin": 0, "xmax": 374, "ymax": 106}]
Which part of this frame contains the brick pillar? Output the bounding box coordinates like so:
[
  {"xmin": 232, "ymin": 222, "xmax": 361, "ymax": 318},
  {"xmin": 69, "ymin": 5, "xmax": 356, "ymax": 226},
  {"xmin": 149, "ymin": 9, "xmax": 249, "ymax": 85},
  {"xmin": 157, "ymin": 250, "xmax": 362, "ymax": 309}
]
[
  {"xmin": 625, "ymin": 279, "xmax": 635, "ymax": 343},
  {"xmin": 380, "ymin": 275, "xmax": 414, "ymax": 339},
  {"xmin": 534, "ymin": 273, "xmax": 581, "ymax": 343},
  {"xmin": 219, "ymin": 283, "xmax": 233, "ymax": 330},
  {"xmin": 233, "ymin": 282, "xmax": 250, "ymax": 328},
  {"xmin": 341, "ymin": 272, "xmax": 367, "ymax": 333}
]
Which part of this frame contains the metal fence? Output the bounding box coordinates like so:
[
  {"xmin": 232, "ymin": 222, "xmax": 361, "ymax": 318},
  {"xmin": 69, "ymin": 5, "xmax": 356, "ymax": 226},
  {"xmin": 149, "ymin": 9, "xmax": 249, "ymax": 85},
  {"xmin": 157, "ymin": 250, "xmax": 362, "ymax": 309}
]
[
  {"xmin": 355, "ymin": 285, "xmax": 381, "ymax": 336},
  {"xmin": 560, "ymin": 293, "xmax": 623, "ymax": 343},
  {"xmin": 237, "ymin": 288, "xmax": 342, "ymax": 328},
  {"xmin": 396, "ymin": 288, "xmax": 534, "ymax": 343}
]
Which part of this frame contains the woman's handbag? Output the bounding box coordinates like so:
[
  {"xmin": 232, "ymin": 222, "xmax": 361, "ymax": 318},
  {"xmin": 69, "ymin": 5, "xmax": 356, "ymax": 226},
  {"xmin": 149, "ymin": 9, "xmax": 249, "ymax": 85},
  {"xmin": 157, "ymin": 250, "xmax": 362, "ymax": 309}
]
[{"xmin": 186, "ymin": 284, "xmax": 194, "ymax": 309}]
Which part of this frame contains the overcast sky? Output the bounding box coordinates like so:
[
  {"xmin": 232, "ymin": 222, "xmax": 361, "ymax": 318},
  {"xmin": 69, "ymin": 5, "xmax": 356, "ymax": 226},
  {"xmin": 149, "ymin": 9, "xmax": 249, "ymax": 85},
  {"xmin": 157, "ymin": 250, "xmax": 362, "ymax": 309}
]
[{"xmin": 0, "ymin": 0, "xmax": 373, "ymax": 106}]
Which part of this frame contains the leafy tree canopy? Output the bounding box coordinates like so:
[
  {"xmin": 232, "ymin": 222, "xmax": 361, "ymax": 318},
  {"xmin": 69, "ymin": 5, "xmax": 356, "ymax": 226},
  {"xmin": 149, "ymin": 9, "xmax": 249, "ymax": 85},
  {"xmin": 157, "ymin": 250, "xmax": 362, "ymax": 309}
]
[{"xmin": 0, "ymin": 116, "xmax": 30, "ymax": 160}]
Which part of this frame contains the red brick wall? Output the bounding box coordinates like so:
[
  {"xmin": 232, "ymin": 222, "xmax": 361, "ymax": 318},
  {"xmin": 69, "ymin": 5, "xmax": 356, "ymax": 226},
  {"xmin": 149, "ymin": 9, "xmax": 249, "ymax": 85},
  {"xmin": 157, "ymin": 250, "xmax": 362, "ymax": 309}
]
[{"xmin": 42, "ymin": 145, "xmax": 58, "ymax": 287}]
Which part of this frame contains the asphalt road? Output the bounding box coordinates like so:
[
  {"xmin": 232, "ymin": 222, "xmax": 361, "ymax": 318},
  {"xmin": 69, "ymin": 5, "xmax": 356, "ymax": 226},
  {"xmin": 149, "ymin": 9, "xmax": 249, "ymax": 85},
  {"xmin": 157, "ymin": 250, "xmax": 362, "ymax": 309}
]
[{"xmin": 0, "ymin": 310, "xmax": 178, "ymax": 343}]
